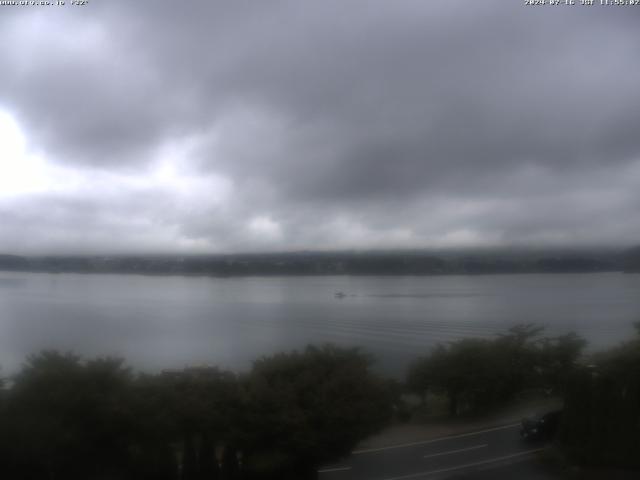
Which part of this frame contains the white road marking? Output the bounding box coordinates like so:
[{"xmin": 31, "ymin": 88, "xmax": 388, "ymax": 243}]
[
  {"xmin": 317, "ymin": 466, "xmax": 352, "ymax": 474},
  {"xmin": 423, "ymin": 443, "xmax": 488, "ymax": 459},
  {"xmin": 352, "ymin": 423, "xmax": 520, "ymax": 455},
  {"xmin": 378, "ymin": 448, "xmax": 545, "ymax": 480}
]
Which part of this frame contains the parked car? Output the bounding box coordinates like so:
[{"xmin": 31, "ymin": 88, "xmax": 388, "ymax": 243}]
[{"xmin": 520, "ymin": 410, "xmax": 562, "ymax": 441}]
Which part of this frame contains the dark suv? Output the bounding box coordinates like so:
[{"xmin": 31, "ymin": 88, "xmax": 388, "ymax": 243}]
[{"xmin": 520, "ymin": 410, "xmax": 562, "ymax": 441}]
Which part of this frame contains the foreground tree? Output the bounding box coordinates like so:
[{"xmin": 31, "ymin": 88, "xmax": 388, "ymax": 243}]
[
  {"xmin": 537, "ymin": 332, "xmax": 586, "ymax": 394},
  {"xmin": 239, "ymin": 345, "xmax": 394, "ymax": 479},
  {"xmin": 4, "ymin": 352, "xmax": 136, "ymax": 479},
  {"xmin": 408, "ymin": 324, "xmax": 586, "ymax": 417},
  {"xmin": 0, "ymin": 345, "xmax": 394, "ymax": 479},
  {"xmin": 561, "ymin": 324, "xmax": 640, "ymax": 468},
  {"xmin": 0, "ymin": 371, "xmax": 8, "ymax": 471}
]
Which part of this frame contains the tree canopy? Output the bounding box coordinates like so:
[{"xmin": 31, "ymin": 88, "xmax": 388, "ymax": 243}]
[
  {"xmin": 0, "ymin": 345, "xmax": 394, "ymax": 480},
  {"xmin": 407, "ymin": 324, "xmax": 585, "ymax": 417}
]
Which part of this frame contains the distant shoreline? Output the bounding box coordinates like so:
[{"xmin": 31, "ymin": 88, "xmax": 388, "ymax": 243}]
[
  {"xmin": 0, "ymin": 269, "xmax": 629, "ymax": 278},
  {"xmin": 1, "ymin": 249, "xmax": 635, "ymax": 277}
]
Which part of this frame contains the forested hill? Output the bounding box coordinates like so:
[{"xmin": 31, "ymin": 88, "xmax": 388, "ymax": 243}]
[
  {"xmin": 624, "ymin": 246, "xmax": 640, "ymax": 272},
  {"xmin": 0, "ymin": 249, "xmax": 632, "ymax": 276}
]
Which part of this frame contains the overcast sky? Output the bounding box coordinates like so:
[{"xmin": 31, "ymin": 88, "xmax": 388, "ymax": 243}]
[{"xmin": 1, "ymin": 0, "xmax": 639, "ymax": 254}]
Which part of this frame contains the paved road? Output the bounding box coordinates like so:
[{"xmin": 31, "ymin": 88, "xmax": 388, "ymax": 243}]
[{"xmin": 318, "ymin": 423, "xmax": 557, "ymax": 480}]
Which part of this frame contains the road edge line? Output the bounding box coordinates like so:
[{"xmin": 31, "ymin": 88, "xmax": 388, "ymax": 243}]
[
  {"xmin": 379, "ymin": 448, "xmax": 545, "ymax": 480},
  {"xmin": 352, "ymin": 422, "xmax": 521, "ymax": 455},
  {"xmin": 318, "ymin": 466, "xmax": 352, "ymax": 473}
]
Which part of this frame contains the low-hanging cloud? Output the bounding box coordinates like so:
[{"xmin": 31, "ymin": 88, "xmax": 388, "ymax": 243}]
[{"xmin": 1, "ymin": 0, "xmax": 639, "ymax": 253}]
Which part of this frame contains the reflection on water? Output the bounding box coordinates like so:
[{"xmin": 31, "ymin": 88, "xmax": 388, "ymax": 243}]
[
  {"xmin": 0, "ymin": 272, "xmax": 639, "ymax": 376},
  {"xmin": 0, "ymin": 278, "xmax": 26, "ymax": 289},
  {"xmin": 366, "ymin": 293, "xmax": 487, "ymax": 298}
]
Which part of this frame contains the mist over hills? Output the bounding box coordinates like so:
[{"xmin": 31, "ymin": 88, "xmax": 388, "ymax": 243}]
[
  {"xmin": 0, "ymin": 247, "xmax": 636, "ymax": 276},
  {"xmin": 626, "ymin": 246, "xmax": 640, "ymax": 272}
]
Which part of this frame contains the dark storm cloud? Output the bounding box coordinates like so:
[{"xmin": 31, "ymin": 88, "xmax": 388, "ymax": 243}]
[{"xmin": 1, "ymin": 0, "xmax": 640, "ymax": 252}]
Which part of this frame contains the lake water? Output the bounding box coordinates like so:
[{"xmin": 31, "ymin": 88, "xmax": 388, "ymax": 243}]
[{"xmin": 0, "ymin": 272, "xmax": 639, "ymax": 377}]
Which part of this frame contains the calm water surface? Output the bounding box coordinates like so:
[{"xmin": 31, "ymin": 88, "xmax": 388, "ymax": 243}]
[{"xmin": 0, "ymin": 272, "xmax": 639, "ymax": 376}]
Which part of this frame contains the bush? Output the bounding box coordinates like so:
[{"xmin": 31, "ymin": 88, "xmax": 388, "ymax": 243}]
[
  {"xmin": 0, "ymin": 345, "xmax": 394, "ymax": 479},
  {"xmin": 407, "ymin": 324, "xmax": 585, "ymax": 417}
]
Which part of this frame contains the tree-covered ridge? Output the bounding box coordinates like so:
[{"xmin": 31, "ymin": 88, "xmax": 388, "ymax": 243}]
[
  {"xmin": 0, "ymin": 248, "xmax": 629, "ymax": 276},
  {"xmin": 624, "ymin": 246, "xmax": 640, "ymax": 272}
]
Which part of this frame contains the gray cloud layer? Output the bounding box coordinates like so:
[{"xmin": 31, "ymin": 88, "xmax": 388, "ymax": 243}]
[{"xmin": 1, "ymin": 1, "xmax": 639, "ymax": 253}]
